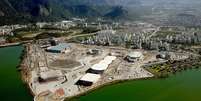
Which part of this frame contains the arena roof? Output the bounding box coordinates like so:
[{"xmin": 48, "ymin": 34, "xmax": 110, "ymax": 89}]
[
  {"xmin": 90, "ymin": 56, "xmax": 116, "ymax": 71},
  {"xmin": 40, "ymin": 70, "xmax": 63, "ymax": 80},
  {"xmin": 127, "ymin": 51, "xmax": 143, "ymax": 58},
  {"xmin": 91, "ymin": 63, "xmax": 108, "ymax": 71},
  {"xmin": 47, "ymin": 43, "xmax": 70, "ymax": 52},
  {"xmin": 80, "ymin": 73, "xmax": 101, "ymax": 83}
]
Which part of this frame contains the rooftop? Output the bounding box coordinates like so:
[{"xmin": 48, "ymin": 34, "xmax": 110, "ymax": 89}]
[
  {"xmin": 90, "ymin": 56, "xmax": 116, "ymax": 71},
  {"xmin": 91, "ymin": 63, "xmax": 108, "ymax": 71},
  {"xmin": 97, "ymin": 30, "xmax": 116, "ymax": 34},
  {"xmin": 47, "ymin": 43, "xmax": 70, "ymax": 51},
  {"xmin": 80, "ymin": 73, "xmax": 101, "ymax": 83},
  {"xmin": 40, "ymin": 70, "xmax": 63, "ymax": 80},
  {"xmin": 127, "ymin": 51, "xmax": 143, "ymax": 58},
  {"xmin": 61, "ymin": 20, "xmax": 73, "ymax": 23}
]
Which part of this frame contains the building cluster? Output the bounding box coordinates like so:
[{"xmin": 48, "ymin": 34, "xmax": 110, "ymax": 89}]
[
  {"xmin": 0, "ymin": 24, "xmax": 27, "ymax": 45},
  {"xmin": 81, "ymin": 30, "xmax": 170, "ymax": 51},
  {"xmin": 77, "ymin": 51, "xmax": 143, "ymax": 86},
  {"xmin": 29, "ymin": 42, "xmax": 73, "ymax": 97},
  {"xmin": 0, "ymin": 28, "xmax": 12, "ymax": 36},
  {"xmin": 36, "ymin": 20, "xmax": 78, "ymax": 29},
  {"xmin": 78, "ymin": 56, "xmax": 117, "ymax": 86},
  {"xmin": 0, "ymin": 37, "xmax": 6, "ymax": 44},
  {"xmin": 164, "ymin": 32, "xmax": 201, "ymax": 45},
  {"xmin": 87, "ymin": 49, "xmax": 102, "ymax": 55},
  {"xmin": 46, "ymin": 43, "xmax": 71, "ymax": 53},
  {"xmin": 55, "ymin": 21, "xmax": 76, "ymax": 29},
  {"xmin": 38, "ymin": 38, "xmax": 71, "ymax": 53},
  {"xmin": 30, "ymin": 65, "xmax": 66, "ymax": 97},
  {"xmin": 125, "ymin": 52, "xmax": 144, "ymax": 62},
  {"xmin": 157, "ymin": 52, "xmax": 189, "ymax": 61},
  {"xmin": 38, "ymin": 68, "xmax": 64, "ymax": 83},
  {"xmin": 36, "ymin": 22, "xmax": 50, "ymax": 28},
  {"xmin": 0, "ymin": 24, "xmax": 26, "ymax": 36}
]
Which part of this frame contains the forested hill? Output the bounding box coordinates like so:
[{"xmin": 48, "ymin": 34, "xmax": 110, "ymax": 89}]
[
  {"xmin": 1, "ymin": 0, "xmax": 201, "ymax": 26},
  {"xmin": 0, "ymin": 0, "xmax": 141, "ymax": 25}
]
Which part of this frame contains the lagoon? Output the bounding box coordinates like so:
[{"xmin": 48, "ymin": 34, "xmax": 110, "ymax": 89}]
[
  {"xmin": 0, "ymin": 46, "xmax": 32, "ymax": 101},
  {"xmin": 73, "ymin": 69, "xmax": 201, "ymax": 101},
  {"xmin": 1, "ymin": 46, "xmax": 201, "ymax": 101}
]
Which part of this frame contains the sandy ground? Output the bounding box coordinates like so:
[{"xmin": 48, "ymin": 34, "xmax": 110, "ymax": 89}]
[{"xmin": 24, "ymin": 43, "xmax": 157, "ymax": 101}]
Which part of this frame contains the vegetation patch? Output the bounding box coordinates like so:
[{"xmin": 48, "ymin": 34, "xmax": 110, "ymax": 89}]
[
  {"xmin": 155, "ymin": 31, "xmax": 181, "ymax": 38},
  {"xmin": 146, "ymin": 57, "xmax": 201, "ymax": 78}
]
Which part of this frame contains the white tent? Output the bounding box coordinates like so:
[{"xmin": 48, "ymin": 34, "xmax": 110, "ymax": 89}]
[
  {"xmin": 80, "ymin": 73, "xmax": 101, "ymax": 83},
  {"xmin": 90, "ymin": 56, "xmax": 117, "ymax": 71}
]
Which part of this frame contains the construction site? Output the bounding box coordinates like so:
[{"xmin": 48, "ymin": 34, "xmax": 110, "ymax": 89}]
[{"xmin": 22, "ymin": 40, "xmax": 163, "ymax": 101}]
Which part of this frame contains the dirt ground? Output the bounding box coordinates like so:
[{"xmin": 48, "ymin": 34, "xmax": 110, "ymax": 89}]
[{"xmin": 50, "ymin": 59, "xmax": 81, "ymax": 68}]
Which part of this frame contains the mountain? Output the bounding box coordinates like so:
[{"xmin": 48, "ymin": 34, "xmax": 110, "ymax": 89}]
[
  {"xmin": 104, "ymin": 6, "xmax": 128, "ymax": 19},
  {"xmin": 0, "ymin": 0, "xmax": 142, "ymax": 25},
  {"xmin": 1, "ymin": 0, "xmax": 201, "ymax": 26},
  {"xmin": 0, "ymin": 0, "xmax": 16, "ymax": 16}
]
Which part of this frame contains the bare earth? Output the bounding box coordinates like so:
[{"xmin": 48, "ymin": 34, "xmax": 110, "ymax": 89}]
[{"xmin": 22, "ymin": 43, "xmax": 156, "ymax": 101}]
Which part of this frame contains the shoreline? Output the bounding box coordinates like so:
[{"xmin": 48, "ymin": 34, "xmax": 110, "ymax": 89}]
[
  {"xmin": 65, "ymin": 76, "xmax": 154, "ymax": 101},
  {"xmin": 17, "ymin": 43, "xmax": 155, "ymax": 101},
  {"xmin": 0, "ymin": 44, "xmax": 35, "ymax": 99},
  {"xmin": 0, "ymin": 40, "xmax": 200, "ymax": 101},
  {"xmin": 17, "ymin": 44, "xmax": 35, "ymax": 99},
  {"xmin": 16, "ymin": 43, "xmax": 201, "ymax": 101},
  {"xmin": 65, "ymin": 67, "xmax": 201, "ymax": 101},
  {"xmin": 0, "ymin": 42, "xmax": 21, "ymax": 48}
]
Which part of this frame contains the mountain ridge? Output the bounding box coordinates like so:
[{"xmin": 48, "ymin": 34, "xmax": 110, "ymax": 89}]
[
  {"xmin": 0, "ymin": 0, "xmax": 142, "ymax": 25},
  {"xmin": 1, "ymin": 0, "xmax": 201, "ymax": 26}
]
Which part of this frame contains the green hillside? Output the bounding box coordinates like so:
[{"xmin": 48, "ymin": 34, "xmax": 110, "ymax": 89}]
[{"xmin": 0, "ymin": 0, "xmax": 138, "ymax": 25}]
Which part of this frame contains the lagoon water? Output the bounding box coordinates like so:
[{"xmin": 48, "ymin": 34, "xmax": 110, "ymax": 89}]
[
  {"xmin": 73, "ymin": 68, "xmax": 201, "ymax": 101},
  {"xmin": 1, "ymin": 46, "xmax": 201, "ymax": 101},
  {"xmin": 0, "ymin": 46, "xmax": 32, "ymax": 101}
]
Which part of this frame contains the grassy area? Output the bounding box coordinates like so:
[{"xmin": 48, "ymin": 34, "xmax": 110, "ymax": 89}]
[
  {"xmin": 146, "ymin": 63, "xmax": 171, "ymax": 78},
  {"xmin": 6, "ymin": 25, "xmax": 101, "ymax": 43},
  {"xmin": 69, "ymin": 26, "xmax": 100, "ymax": 34},
  {"xmin": 67, "ymin": 34, "xmax": 95, "ymax": 43},
  {"xmin": 7, "ymin": 26, "xmax": 74, "ymax": 42},
  {"xmin": 155, "ymin": 30, "xmax": 182, "ymax": 38},
  {"xmin": 80, "ymin": 27, "xmax": 100, "ymax": 34},
  {"xmin": 146, "ymin": 57, "xmax": 201, "ymax": 78},
  {"xmin": 35, "ymin": 32, "xmax": 72, "ymax": 39}
]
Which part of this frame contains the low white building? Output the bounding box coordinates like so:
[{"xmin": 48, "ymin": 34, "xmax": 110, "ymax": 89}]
[
  {"xmin": 90, "ymin": 63, "xmax": 108, "ymax": 73},
  {"xmin": 87, "ymin": 49, "xmax": 101, "ymax": 55},
  {"xmin": 36, "ymin": 22, "xmax": 48, "ymax": 28},
  {"xmin": 46, "ymin": 43, "xmax": 71, "ymax": 53},
  {"xmin": 78, "ymin": 73, "xmax": 101, "ymax": 86},
  {"xmin": 89, "ymin": 56, "xmax": 116, "ymax": 74},
  {"xmin": 97, "ymin": 30, "xmax": 116, "ymax": 35},
  {"xmin": 126, "ymin": 51, "xmax": 144, "ymax": 62},
  {"xmin": 60, "ymin": 20, "xmax": 76, "ymax": 28},
  {"xmin": 157, "ymin": 52, "xmax": 189, "ymax": 61},
  {"xmin": 168, "ymin": 52, "xmax": 189, "ymax": 60},
  {"xmin": 39, "ymin": 70, "xmax": 63, "ymax": 82},
  {"xmin": 0, "ymin": 37, "xmax": 6, "ymax": 44}
]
